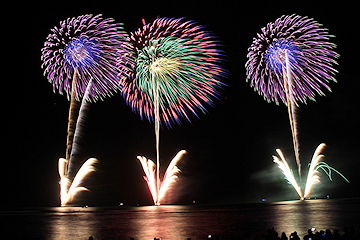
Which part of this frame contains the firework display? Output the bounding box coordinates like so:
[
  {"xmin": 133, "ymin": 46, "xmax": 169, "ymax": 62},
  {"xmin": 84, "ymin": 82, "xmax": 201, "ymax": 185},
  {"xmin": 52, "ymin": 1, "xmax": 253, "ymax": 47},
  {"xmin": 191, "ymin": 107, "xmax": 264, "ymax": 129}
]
[
  {"xmin": 41, "ymin": 14, "xmax": 130, "ymax": 205},
  {"xmin": 273, "ymin": 144, "xmax": 349, "ymax": 199},
  {"xmin": 246, "ymin": 14, "xmax": 346, "ymax": 199},
  {"xmin": 59, "ymin": 157, "xmax": 98, "ymax": 206},
  {"xmin": 119, "ymin": 17, "xmax": 227, "ymax": 127},
  {"xmin": 119, "ymin": 17, "xmax": 227, "ymax": 204},
  {"xmin": 246, "ymin": 14, "xmax": 339, "ymax": 106},
  {"xmin": 37, "ymin": 10, "xmax": 350, "ymax": 206},
  {"xmin": 138, "ymin": 150, "xmax": 186, "ymax": 205},
  {"xmin": 41, "ymin": 14, "xmax": 130, "ymax": 102}
]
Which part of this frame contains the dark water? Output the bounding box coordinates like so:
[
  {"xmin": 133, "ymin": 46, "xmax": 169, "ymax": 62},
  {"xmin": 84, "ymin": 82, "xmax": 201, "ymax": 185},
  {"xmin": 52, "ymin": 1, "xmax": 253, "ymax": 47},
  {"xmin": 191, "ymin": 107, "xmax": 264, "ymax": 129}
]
[{"xmin": 2, "ymin": 198, "xmax": 359, "ymax": 239}]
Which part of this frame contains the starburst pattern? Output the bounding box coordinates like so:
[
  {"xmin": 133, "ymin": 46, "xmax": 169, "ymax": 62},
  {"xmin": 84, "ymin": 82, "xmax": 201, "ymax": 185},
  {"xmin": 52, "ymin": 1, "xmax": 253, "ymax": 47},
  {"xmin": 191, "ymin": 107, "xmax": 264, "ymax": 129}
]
[
  {"xmin": 41, "ymin": 14, "xmax": 130, "ymax": 102},
  {"xmin": 246, "ymin": 14, "xmax": 339, "ymax": 106},
  {"xmin": 119, "ymin": 17, "xmax": 227, "ymax": 127}
]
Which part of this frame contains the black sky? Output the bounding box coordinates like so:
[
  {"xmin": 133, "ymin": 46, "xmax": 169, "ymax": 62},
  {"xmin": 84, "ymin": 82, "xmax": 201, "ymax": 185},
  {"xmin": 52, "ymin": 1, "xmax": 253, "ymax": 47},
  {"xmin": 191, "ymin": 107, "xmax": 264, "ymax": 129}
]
[{"xmin": 3, "ymin": 0, "xmax": 359, "ymax": 208}]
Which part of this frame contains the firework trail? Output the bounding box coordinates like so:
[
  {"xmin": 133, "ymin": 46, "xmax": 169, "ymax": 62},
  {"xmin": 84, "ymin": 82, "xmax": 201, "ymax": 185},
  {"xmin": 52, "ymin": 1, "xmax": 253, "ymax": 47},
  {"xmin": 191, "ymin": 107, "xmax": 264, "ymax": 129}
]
[
  {"xmin": 283, "ymin": 52, "xmax": 300, "ymax": 180},
  {"xmin": 66, "ymin": 78, "xmax": 80, "ymax": 162},
  {"xmin": 303, "ymin": 143, "xmax": 349, "ymax": 198},
  {"xmin": 58, "ymin": 81, "xmax": 97, "ymax": 205},
  {"xmin": 41, "ymin": 14, "xmax": 130, "ymax": 205},
  {"xmin": 138, "ymin": 150, "xmax": 186, "ymax": 205},
  {"xmin": 246, "ymin": 14, "xmax": 339, "ymax": 181},
  {"xmin": 273, "ymin": 148, "xmax": 302, "ymax": 198},
  {"xmin": 70, "ymin": 80, "xmax": 93, "ymax": 163},
  {"xmin": 120, "ymin": 17, "xmax": 227, "ymax": 204},
  {"xmin": 157, "ymin": 150, "xmax": 186, "ymax": 203},
  {"xmin": 59, "ymin": 157, "xmax": 98, "ymax": 206},
  {"xmin": 273, "ymin": 144, "xmax": 349, "ymax": 199}
]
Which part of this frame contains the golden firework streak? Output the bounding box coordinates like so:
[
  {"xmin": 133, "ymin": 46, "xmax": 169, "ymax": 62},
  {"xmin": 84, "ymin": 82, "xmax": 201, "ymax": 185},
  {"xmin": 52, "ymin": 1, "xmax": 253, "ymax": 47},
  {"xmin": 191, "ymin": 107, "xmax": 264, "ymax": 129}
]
[
  {"xmin": 138, "ymin": 150, "xmax": 186, "ymax": 205},
  {"xmin": 282, "ymin": 50, "xmax": 301, "ymax": 182}
]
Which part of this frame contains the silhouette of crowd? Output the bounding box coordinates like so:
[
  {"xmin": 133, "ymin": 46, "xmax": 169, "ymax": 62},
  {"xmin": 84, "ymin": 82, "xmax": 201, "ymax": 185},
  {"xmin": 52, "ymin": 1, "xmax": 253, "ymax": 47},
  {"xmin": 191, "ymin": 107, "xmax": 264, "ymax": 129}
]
[
  {"xmin": 253, "ymin": 226, "xmax": 359, "ymax": 240},
  {"xmin": 89, "ymin": 225, "xmax": 359, "ymax": 239}
]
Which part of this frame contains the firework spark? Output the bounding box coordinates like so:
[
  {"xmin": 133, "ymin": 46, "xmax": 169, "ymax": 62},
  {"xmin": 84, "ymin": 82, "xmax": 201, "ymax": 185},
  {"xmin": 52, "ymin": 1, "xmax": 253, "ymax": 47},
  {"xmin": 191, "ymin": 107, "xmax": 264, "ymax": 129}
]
[
  {"xmin": 246, "ymin": 14, "xmax": 339, "ymax": 106},
  {"xmin": 119, "ymin": 17, "xmax": 227, "ymax": 127},
  {"xmin": 303, "ymin": 143, "xmax": 349, "ymax": 198},
  {"xmin": 120, "ymin": 17, "xmax": 227, "ymax": 205},
  {"xmin": 273, "ymin": 144, "xmax": 349, "ymax": 199},
  {"xmin": 137, "ymin": 150, "xmax": 186, "ymax": 205},
  {"xmin": 41, "ymin": 14, "xmax": 130, "ymax": 102},
  {"xmin": 59, "ymin": 157, "xmax": 98, "ymax": 206},
  {"xmin": 273, "ymin": 149, "xmax": 302, "ymax": 198},
  {"xmin": 41, "ymin": 14, "xmax": 130, "ymax": 205},
  {"xmin": 246, "ymin": 14, "xmax": 339, "ymax": 181},
  {"xmin": 58, "ymin": 79, "xmax": 97, "ymax": 206}
]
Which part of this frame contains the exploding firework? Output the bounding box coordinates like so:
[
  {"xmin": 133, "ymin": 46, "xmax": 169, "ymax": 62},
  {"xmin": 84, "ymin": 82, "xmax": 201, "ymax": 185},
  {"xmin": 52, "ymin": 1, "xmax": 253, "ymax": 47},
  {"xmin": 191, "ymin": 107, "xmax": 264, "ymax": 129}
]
[
  {"xmin": 120, "ymin": 17, "xmax": 227, "ymax": 204},
  {"xmin": 41, "ymin": 14, "xmax": 130, "ymax": 205},
  {"xmin": 41, "ymin": 14, "xmax": 130, "ymax": 102},
  {"xmin": 138, "ymin": 150, "xmax": 186, "ymax": 205},
  {"xmin": 246, "ymin": 14, "xmax": 339, "ymax": 183},
  {"xmin": 246, "ymin": 14, "xmax": 339, "ymax": 106},
  {"xmin": 273, "ymin": 144, "xmax": 349, "ymax": 199},
  {"xmin": 119, "ymin": 17, "xmax": 227, "ymax": 127}
]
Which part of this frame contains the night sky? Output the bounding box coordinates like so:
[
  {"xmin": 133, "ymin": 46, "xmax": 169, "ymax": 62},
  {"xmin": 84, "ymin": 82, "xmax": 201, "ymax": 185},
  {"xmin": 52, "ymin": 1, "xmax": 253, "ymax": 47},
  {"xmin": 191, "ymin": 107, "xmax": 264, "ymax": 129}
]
[{"xmin": 3, "ymin": 0, "xmax": 359, "ymax": 208}]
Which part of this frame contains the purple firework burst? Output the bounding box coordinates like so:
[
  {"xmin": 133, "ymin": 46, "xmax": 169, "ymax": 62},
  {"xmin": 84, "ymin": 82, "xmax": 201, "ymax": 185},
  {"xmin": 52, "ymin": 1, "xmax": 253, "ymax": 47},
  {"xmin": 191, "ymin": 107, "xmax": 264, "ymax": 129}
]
[
  {"xmin": 118, "ymin": 17, "xmax": 227, "ymax": 127},
  {"xmin": 246, "ymin": 14, "xmax": 339, "ymax": 106},
  {"xmin": 41, "ymin": 14, "xmax": 130, "ymax": 102}
]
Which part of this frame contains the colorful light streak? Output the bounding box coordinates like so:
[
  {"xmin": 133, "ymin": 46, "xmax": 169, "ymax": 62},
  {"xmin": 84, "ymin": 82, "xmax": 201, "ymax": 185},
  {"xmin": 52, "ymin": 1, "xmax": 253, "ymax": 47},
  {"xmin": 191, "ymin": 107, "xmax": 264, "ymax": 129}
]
[
  {"xmin": 41, "ymin": 14, "xmax": 130, "ymax": 205},
  {"xmin": 273, "ymin": 148, "xmax": 302, "ymax": 198},
  {"xmin": 246, "ymin": 15, "xmax": 340, "ymax": 191},
  {"xmin": 59, "ymin": 79, "xmax": 98, "ymax": 206},
  {"xmin": 137, "ymin": 150, "xmax": 186, "ymax": 205},
  {"xmin": 246, "ymin": 14, "xmax": 339, "ymax": 106},
  {"xmin": 58, "ymin": 157, "xmax": 98, "ymax": 206},
  {"xmin": 303, "ymin": 143, "xmax": 350, "ymax": 198},
  {"xmin": 120, "ymin": 18, "xmax": 227, "ymax": 205},
  {"xmin": 119, "ymin": 17, "xmax": 227, "ymax": 127},
  {"xmin": 41, "ymin": 14, "xmax": 130, "ymax": 102},
  {"xmin": 273, "ymin": 143, "xmax": 349, "ymax": 199}
]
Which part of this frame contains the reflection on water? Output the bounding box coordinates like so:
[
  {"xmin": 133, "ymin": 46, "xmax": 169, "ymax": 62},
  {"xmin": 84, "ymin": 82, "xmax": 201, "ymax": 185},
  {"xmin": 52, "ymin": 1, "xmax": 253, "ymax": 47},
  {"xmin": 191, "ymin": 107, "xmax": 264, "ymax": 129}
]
[
  {"xmin": 3, "ymin": 199, "xmax": 359, "ymax": 239},
  {"xmin": 269, "ymin": 199, "xmax": 351, "ymax": 237},
  {"xmin": 50, "ymin": 207, "xmax": 101, "ymax": 239},
  {"xmin": 129, "ymin": 205, "xmax": 197, "ymax": 239}
]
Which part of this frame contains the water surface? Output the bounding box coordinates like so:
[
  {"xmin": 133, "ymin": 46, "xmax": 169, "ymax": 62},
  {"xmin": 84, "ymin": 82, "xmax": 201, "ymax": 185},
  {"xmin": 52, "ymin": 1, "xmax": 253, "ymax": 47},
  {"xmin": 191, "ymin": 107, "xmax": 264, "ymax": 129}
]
[{"xmin": 2, "ymin": 198, "xmax": 359, "ymax": 239}]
